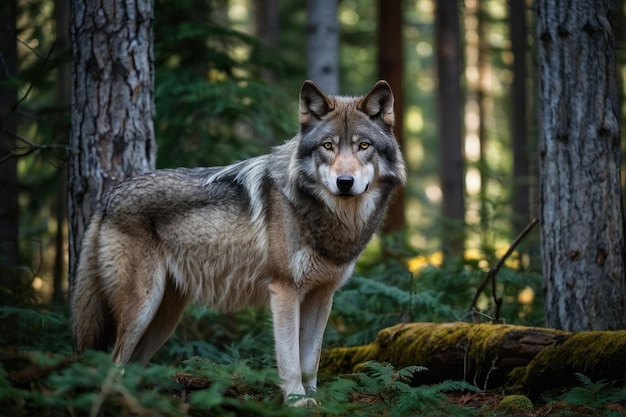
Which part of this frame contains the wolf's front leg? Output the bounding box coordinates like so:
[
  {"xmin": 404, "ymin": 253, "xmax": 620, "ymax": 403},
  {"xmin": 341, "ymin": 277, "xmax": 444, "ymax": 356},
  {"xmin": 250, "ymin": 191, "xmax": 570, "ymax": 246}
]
[
  {"xmin": 299, "ymin": 285, "xmax": 335, "ymax": 393},
  {"xmin": 268, "ymin": 281, "xmax": 305, "ymax": 399}
]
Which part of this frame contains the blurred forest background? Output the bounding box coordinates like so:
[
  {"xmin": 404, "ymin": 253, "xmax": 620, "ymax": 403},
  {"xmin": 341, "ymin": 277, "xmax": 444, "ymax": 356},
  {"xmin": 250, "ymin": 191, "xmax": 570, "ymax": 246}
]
[
  {"xmin": 3, "ymin": 0, "xmax": 626, "ymax": 415},
  {"xmin": 3, "ymin": 0, "xmax": 626, "ymax": 337},
  {"xmin": 3, "ymin": 0, "xmax": 546, "ymax": 321}
]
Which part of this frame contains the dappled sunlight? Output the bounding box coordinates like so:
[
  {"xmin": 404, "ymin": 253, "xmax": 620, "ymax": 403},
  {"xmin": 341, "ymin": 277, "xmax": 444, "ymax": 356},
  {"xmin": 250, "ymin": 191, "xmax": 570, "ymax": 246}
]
[
  {"xmin": 517, "ymin": 286, "xmax": 535, "ymax": 305},
  {"xmin": 407, "ymin": 247, "xmax": 526, "ymax": 275},
  {"xmin": 465, "ymin": 166, "xmax": 481, "ymax": 196},
  {"xmin": 424, "ymin": 184, "xmax": 442, "ymax": 202},
  {"xmin": 406, "ymin": 251, "xmax": 443, "ymax": 274}
]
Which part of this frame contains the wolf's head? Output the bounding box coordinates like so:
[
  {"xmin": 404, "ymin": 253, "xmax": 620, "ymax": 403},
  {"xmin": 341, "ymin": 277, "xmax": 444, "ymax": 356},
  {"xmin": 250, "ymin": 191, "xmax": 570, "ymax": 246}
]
[{"xmin": 296, "ymin": 80, "xmax": 407, "ymax": 202}]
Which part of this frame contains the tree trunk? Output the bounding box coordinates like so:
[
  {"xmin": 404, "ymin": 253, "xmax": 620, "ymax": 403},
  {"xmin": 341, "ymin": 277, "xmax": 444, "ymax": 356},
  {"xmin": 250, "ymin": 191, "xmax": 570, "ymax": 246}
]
[
  {"xmin": 377, "ymin": 0, "xmax": 404, "ymax": 234},
  {"xmin": 509, "ymin": 0, "xmax": 530, "ymax": 242},
  {"xmin": 321, "ymin": 322, "xmax": 626, "ymax": 393},
  {"xmin": 0, "ymin": 0, "xmax": 19, "ymax": 304},
  {"xmin": 68, "ymin": 0, "xmax": 157, "ymax": 290},
  {"xmin": 435, "ymin": 0, "xmax": 465, "ymax": 258},
  {"xmin": 477, "ymin": 1, "xmax": 491, "ymax": 242},
  {"xmin": 255, "ymin": 0, "xmax": 279, "ymax": 83},
  {"xmin": 537, "ymin": 0, "xmax": 626, "ymax": 330},
  {"xmin": 306, "ymin": 0, "xmax": 339, "ymax": 95},
  {"xmin": 52, "ymin": 0, "xmax": 71, "ymax": 305}
]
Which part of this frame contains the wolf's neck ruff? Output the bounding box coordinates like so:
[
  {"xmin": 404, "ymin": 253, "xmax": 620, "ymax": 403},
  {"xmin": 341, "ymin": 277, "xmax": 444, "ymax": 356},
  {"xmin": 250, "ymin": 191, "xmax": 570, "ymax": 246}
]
[{"xmin": 70, "ymin": 80, "xmax": 407, "ymax": 405}]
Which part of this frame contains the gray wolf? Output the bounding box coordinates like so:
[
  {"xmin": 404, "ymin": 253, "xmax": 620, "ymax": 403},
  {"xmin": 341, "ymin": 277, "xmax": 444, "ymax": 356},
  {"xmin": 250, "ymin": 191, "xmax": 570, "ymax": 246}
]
[{"xmin": 70, "ymin": 80, "xmax": 406, "ymax": 402}]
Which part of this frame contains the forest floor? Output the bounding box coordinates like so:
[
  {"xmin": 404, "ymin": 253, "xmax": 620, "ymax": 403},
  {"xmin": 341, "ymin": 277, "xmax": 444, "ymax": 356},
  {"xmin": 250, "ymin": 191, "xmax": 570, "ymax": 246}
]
[{"xmin": 3, "ymin": 348, "xmax": 626, "ymax": 416}]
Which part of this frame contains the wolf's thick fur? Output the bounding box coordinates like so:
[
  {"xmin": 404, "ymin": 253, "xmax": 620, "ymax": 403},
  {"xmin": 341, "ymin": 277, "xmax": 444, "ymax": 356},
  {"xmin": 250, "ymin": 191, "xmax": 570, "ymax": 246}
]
[{"xmin": 70, "ymin": 80, "xmax": 406, "ymax": 400}]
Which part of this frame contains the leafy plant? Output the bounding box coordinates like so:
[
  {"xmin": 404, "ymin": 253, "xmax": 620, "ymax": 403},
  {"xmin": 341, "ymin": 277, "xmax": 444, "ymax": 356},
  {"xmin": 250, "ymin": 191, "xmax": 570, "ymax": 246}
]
[
  {"xmin": 0, "ymin": 304, "xmax": 69, "ymax": 352},
  {"xmin": 547, "ymin": 373, "xmax": 626, "ymax": 415},
  {"xmin": 349, "ymin": 361, "xmax": 476, "ymax": 416}
]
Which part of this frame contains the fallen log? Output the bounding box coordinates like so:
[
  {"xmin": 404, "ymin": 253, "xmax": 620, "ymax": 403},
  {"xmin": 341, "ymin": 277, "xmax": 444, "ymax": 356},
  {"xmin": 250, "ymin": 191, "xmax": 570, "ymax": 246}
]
[{"xmin": 319, "ymin": 322, "xmax": 626, "ymax": 393}]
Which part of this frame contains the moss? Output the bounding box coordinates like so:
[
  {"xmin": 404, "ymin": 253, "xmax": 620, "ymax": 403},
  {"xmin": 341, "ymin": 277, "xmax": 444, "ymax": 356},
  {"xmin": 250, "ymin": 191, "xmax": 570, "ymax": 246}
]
[
  {"xmin": 378, "ymin": 322, "xmax": 544, "ymax": 384},
  {"xmin": 322, "ymin": 322, "xmax": 538, "ymax": 383},
  {"xmin": 494, "ymin": 395, "xmax": 534, "ymax": 416},
  {"xmin": 321, "ymin": 322, "xmax": 626, "ymax": 392},
  {"xmin": 320, "ymin": 342, "xmax": 379, "ymax": 375},
  {"xmin": 514, "ymin": 330, "xmax": 626, "ymax": 392}
]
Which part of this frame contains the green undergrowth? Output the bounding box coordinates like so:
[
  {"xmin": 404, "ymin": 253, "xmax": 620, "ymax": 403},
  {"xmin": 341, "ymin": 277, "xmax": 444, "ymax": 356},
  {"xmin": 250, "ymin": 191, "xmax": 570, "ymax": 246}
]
[
  {"xmin": 0, "ymin": 249, "xmax": 619, "ymax": 416},
  {"xmin": 1, "ymin": 305, "xmax": 625, "ymax": 416},
  {"xmin": 0, "ymin": 347, "xmax": 477, "ymax": 416}
]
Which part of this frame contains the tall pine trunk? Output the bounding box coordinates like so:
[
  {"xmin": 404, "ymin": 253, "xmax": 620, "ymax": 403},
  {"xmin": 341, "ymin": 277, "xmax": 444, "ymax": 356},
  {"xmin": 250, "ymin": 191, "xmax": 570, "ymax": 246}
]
[
  {"xmin": 436, "ymin": 0, "xmax": 465, "ymax": 258},
  {"xmin": 537, "ymin": 0, "xmax": 626, "ymax": 330},
  {"xmin": 509, "ymin": 0, "xmax": 530, "ymax": 240},
  {"xmin": 255, "ymin": 0, "xmax": 279, "ymax": 83},
  {"xmin": 377, "ymin": 0, "xmax": 405, "ymax": 234},
  {"xmin": 0, "ymin": 0, "xmax": 19, "ymax": 303},
  {"xmin": 52, "ymin": 0, "xmax": 71, "ymax": 305},
  {"xmin": 68, "ymin": 0, "xmax": 157, "ymax": 289}
]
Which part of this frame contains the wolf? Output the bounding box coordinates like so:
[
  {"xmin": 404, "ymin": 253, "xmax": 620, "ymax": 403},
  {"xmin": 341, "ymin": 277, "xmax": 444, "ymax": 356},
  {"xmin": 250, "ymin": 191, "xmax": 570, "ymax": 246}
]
[{"xmin": 70, "ymin": 80, "xmax": 406, "ymax": 402}]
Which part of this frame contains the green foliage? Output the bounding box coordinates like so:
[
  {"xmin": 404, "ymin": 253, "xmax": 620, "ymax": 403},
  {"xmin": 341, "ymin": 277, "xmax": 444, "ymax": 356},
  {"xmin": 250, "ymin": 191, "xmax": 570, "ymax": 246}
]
[
  {"xmin": 330, "ymin": 361, "xmax": 476, "ymax": 416},
  {"xmin": 4, "ymin": 299, "xmax": 626, "ymax": 417},
  {"xmin": 550, "ymin": 374, "xmax": 626, "ymax": 414},
  {"xmin": 328, "ymin": 272, "xmax": 458, "ymax": 347},
  {"xmin": 0, "ymin": 334, "xmax": 478, "ymax": 417},
  {"xmin": 328, "ymin": 241, "xmax": 544, "ymax": 349},
  {"xmin": 154, "ymin": 306, "xmax": 275, "ymax": 368},
  {"xmin": 0, "ymin": 304, "xmax": 69, "ymax": 352},
  {"xmin": 153, "ymin": 0, "xmax": 297, "ymax": 169}
]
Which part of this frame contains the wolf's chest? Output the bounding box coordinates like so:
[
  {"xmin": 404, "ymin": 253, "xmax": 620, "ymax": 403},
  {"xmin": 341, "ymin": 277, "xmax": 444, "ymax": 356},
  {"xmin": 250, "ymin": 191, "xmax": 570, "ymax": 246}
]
[{"xmin": 288, "ymin": 247, "xmax": 355, "ymax": 290}]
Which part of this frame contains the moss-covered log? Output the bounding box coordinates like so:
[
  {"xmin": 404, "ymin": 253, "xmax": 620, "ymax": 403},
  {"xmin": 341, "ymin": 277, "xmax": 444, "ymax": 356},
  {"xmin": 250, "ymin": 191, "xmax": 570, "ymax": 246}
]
[{"xmin": 320, "ymin": 322, "xmax": 626, "ymax": 392}]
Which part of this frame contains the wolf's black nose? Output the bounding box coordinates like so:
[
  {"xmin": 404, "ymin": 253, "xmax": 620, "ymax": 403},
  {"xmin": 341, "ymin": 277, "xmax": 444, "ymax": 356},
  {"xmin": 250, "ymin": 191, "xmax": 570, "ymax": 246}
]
[{"xmin": 337, "ymin": 175, "xmax": 354, "ymax": 191}]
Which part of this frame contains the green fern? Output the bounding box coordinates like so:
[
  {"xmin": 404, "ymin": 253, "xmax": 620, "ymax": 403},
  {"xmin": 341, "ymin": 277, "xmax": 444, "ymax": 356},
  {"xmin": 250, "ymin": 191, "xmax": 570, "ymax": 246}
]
[
  {"xmin": 0, "ymin": 305, "xmax": 70, "ymax": 352},
  {"xmin": 350, "ymin": 361, "xmax": 475, "ymax": 416},
  {"xmin": 558, "ymin": 373, "xmax": 626, "ymax": 410}
]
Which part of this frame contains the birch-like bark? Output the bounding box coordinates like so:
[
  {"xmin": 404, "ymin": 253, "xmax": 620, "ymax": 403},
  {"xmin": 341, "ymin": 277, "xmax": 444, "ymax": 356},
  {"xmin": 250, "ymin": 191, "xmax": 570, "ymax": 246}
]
[{"xmin": 306, "ymin": 0, "xmax": 339, "ymax": 95}]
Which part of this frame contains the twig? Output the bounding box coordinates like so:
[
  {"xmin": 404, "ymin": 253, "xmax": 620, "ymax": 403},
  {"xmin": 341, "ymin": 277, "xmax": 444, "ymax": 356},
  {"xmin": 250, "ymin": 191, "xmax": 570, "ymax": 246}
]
[
  {"xmin": 89, "ymin": 365, "xmax": 123, "ymax": 417},
  {"xmin": 0, "ymin": 40, "xmax": 56, "ymax": 129},
  {"xmin": 482, "ymin": 354, "xmax": 499, "ymax": 392},
  {"xmin": 0, "ymin": 131, "xmax": 72, "ymax": 163},
  {"xmin": 470, "ymin": 218, "xmax": 539, "ymax": 323}
]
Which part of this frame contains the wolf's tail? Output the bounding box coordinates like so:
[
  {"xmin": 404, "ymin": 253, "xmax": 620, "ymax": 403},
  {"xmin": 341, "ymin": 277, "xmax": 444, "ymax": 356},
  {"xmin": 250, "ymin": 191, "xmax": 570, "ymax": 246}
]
[{"xmin": 70, "ymin": 213, "xmax": 113, "ymax": 354}]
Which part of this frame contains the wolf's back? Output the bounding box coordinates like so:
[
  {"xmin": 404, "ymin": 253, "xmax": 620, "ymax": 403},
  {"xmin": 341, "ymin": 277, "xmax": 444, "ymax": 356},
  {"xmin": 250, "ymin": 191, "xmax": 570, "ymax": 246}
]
[{"xmin": 70, "ymin": 212, "xmax": 113, "ymax": 354}]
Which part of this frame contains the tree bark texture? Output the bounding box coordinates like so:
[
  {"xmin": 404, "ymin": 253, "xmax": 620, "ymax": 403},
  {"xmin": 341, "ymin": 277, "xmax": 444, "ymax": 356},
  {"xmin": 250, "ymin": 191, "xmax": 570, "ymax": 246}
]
[
  {"xmin": 320, "ymin": 322, "xmax": 626, "ymax": 394},
  {"xmin": 377, "ymin": 0, "xmax": 405, "ymax": 234},
  {"xmin": 536, "ymin": 0, "xmax": 626, "ymax": 330},
  {"xmin": 0, "ymin": 0, "xmax": 20, "ymax": 302},
  {"xmin": 306, "ymin": 0, "xmax": 339, "ymax": 95},
  {"xmin": 435, "ymin": 0, "xmax": 465, "ymax": 258},
  {"xmin": 68, "ymin": 0, "xmax": 156, "ymax": 288}
]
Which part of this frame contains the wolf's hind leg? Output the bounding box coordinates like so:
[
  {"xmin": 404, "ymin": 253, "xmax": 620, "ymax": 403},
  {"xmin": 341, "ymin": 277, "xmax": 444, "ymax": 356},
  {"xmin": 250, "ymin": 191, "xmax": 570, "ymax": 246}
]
[
  {"xmin": 129, "ymin": 277, "xmax": 189, "ymax": 364},
  {"xmin": 110, "ymin": 262, "xmax": 167, "ymax": 365}
]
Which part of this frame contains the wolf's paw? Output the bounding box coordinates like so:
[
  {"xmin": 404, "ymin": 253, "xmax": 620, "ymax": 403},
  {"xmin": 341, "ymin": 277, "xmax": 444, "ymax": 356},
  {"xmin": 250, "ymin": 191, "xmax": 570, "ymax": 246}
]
[{"xmin": 285, "ymin": 394, "xmax": 319, "ymax": 408}]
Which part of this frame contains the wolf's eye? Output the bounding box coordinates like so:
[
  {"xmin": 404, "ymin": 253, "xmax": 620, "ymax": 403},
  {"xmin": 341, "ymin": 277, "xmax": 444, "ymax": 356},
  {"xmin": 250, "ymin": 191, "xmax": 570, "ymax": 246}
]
[
  {"xmin": 322, "ymin": 141, "xmax": 333, "ymax": 150},
  {"xmin": 359, "ymin": 142, "xmax": 370, "ymax": 150}
]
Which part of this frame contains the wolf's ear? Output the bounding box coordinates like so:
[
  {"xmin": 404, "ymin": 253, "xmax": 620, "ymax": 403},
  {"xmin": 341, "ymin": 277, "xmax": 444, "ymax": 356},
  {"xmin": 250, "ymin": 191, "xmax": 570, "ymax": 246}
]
[
  {"xmin": 299, "ymin": 80, "xmax": 335, "ymax": 126},
  {"xmin": 358, "ymin": 80, "xmax": 395, "ymax": 128}
]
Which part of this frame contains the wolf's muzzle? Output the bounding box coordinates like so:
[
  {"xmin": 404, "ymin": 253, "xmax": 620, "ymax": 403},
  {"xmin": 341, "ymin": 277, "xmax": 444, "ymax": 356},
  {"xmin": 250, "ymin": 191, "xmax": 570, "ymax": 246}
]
[{"xmin": 336, "ymin": 175, "xmax": 354, "ymax": 192}]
